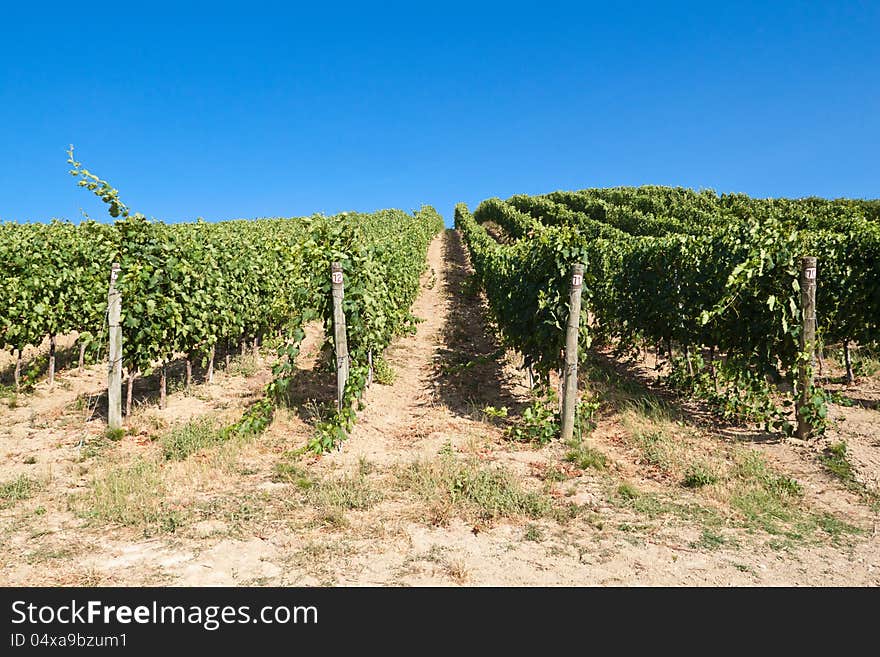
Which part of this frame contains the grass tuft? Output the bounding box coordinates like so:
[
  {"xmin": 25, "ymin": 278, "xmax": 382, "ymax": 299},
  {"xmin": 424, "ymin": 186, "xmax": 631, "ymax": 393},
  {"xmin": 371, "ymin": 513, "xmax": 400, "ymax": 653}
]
[
  {"xmin": 818, "ymin": 441, "xmax": 856, "ymax": 485},
  {"xmin": 160, "ymin": 418, "xmax": 227, "ymax": 461},
  {"xmin": 682, "ymin": 463, "xmax": 719, "ymax": 488},
  {"xmin": 398, "ymin": 455, "xmax": 553, "ymax": 522},
  {"xmin": 564, "ymin": 443, "xmax": 607, "ymax": 471},
  {"xmin": 306, "ymin": 473, "xmax": 383, "ymax": 511},
  {"xmin": 69, "ymin": 459, "xmax": 182, "ymax": 534},
  {"xmin": 372, "ymin": 356, "xmax": 397, "ymax": 385},
  {"xmin": 0, "ymin": 474, "xmax": 42, "ymax": 508}
]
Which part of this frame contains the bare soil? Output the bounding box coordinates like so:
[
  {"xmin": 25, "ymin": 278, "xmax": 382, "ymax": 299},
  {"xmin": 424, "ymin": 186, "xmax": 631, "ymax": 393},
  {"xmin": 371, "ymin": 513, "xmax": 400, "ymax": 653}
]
[{"xmin": 1, "ymin": 230, "xmax": 878, "ymax": 586}]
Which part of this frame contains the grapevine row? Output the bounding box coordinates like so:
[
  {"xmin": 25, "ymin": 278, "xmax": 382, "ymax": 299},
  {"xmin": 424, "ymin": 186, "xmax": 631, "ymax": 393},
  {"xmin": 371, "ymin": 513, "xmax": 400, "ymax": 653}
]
[
  {"xmin": 1, "ymin": 154, "xmax": 442, "ymax": 452},
  {"xmin": 456, "ymin": 188, "xmax": 880, "ymax": 435}
]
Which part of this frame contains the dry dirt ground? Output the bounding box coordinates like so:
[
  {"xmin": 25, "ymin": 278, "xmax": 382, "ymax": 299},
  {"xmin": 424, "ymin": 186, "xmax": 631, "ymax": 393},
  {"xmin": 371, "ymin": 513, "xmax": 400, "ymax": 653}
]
[{"xmin": 1, "ymin": 230, "xmax": 878, "ymax": 586}]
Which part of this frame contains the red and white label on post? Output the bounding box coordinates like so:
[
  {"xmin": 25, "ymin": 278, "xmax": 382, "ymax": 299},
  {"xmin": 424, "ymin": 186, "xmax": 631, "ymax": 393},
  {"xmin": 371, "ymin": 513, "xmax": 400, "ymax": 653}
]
[
  {"xmin": 572, "ymin": 274, "xmax": 583, "ymax": 287},
  {"xmin": 332, "ymin": 271, "xmax": 344, "ymax": 285},
  {"xmin": 805, "ymin": 267, "xmax": 816, "ymax": 281}
]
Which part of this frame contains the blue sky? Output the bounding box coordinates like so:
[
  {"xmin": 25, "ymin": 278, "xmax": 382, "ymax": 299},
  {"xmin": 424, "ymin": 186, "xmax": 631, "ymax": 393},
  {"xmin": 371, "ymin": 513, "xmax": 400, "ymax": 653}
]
[{"xmin": 1, "ymin": 1, "xmax": 877, "ymax": 225}]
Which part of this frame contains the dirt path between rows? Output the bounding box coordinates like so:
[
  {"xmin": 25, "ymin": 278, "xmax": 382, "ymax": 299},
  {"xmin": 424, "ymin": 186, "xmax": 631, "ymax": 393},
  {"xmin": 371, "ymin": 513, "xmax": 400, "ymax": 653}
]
[{"xmin": 325, "ymin": 229, "xmax": 521, "ymax": 469}]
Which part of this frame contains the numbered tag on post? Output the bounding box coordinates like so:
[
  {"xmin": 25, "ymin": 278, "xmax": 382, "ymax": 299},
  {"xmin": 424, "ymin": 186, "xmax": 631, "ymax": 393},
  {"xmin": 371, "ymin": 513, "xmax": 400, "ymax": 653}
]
[
  {"xmin": 805, "ymin": 267, "xmax": 816, "ymax": 281},
  {"xmin": 332, "ymin": 271, "xmax": 343, "ymax": 285},
  {"xmin": 572, "ymin": 273, "xmax": 583, "ymax": 288}
]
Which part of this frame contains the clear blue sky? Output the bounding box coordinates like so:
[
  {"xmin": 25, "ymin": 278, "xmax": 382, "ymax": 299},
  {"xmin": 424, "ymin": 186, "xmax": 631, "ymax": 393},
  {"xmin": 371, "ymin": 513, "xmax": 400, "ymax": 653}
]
[{"xmin": 1, "ymin": 1, "xmax": 877, "ymax": 225}]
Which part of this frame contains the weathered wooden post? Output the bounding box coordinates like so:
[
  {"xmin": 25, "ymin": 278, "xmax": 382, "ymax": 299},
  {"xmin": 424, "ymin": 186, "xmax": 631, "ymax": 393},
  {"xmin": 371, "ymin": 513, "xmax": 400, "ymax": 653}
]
[
  {"xmin": 48, "ymin": 334, "xmax": 56, "ymax": 389},
  {"xmin": 206, "ymin": 345, "xmax": 215, "ymax": 383},
  {"xmin": 14, "ymin": 348, "xmax": 22, "ymax": 391},
  {"xmin": 159, "ymin": 365, "xmax": 168, "ymax": 409},
  {"xmin": 107, "ymin": 263, "xmax": 123, "ymax": 430},
  {"xmin": 78, "ymin": 340, "xmax": 87, "ymax": 373},
  {"xmin": 331, "ymin": 262, "xmax": 350, "ymax": 411},
  {"xmin": 795, "ymin": 257, "xmax": 817, "ymax": 440},
  {"xmin": 560, "ymin": 263, "xmax": 585, "ymax": 442},
  {"xmin": 843, "ymin": 340, "xmax": 854, "ymax": 384}
]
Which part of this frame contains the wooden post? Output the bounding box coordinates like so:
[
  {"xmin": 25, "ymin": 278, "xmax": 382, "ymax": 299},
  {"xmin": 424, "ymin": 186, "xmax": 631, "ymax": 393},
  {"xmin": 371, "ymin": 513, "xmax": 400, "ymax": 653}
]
[
  {"xmin": 367, "ymin": 350, "xmax": 373, "ymax": 387},
  {"xmin": 159, "ymin": 364, "xmax": 167, "ymax": 409},
  {"xmin": 560, "ymin": 263, "xmax": 585, "ymax": 443},
  {"xmin": 48, "ymin": 334, "xmax": 56, "ymax": 389},
  {"xmin": 107, "ymin": 263, "xmax": 123, "ymax": 430},
  {"xmin": 709, "ymin": 345, "xmax": 718, "ymax": 393},
  {"xmin": 207, "ymin": 345, "xmax": 215, "ymax": 383},
  {"xmin": 14, "ymin": 348, "xmax": 22, "ymax": 391},
  {"xmin": 78, "ymin": 341, "xmax": 87, "ymax": 373},
  {"xmin": 125, "ymin": 372, "xmax": 135, "ymax": 417},
  {"xmin": 331, "ymin": 262, "xmax": 349, "ymax": 411},
  {"xmin": 558, "ymin": 369, "xmax": 564, "ymax": 414},
  {"xmin": 843, "ymin": 340, "xmax": 854, "ymax": 385},
  {"xmin": 795, "ymin": 257, "xmax": 817, "ymax": 440}
]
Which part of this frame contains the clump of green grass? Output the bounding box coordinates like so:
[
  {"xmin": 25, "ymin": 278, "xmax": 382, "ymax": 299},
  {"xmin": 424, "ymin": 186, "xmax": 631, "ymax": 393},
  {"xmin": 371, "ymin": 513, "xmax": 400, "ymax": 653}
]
[
  {"xmin": 690, "ymin": 528, "xmax": 730, "ymax": 551},
  {"xmin": 805, "ymin": 512, "xmax": 861, "ymax": 542},
  {"xmin": 816, "ymin": 441, "xmax": 880, "ymax": 510},
  {"xmin": 728, "ymin": 452, "xmax": 803, "ymax": 533},
  {"xmin": 612, "ymin": 481, "xmax": 692, "ymax": 520},
  {"xmin": 0, "ymin": 474, "xmax": 42, "ymax": 509},
  {"xmin": 564, "ymin": 443, "xmax": 607, "ymax": 471},
  {"xmin": 306, "ymin": 473, "xmax": 383, "ymax": 511},
  {"xmin": 734, "ymin": 452, "xmax": 803, "ymax": 497},
  {"xmin": 69, "ymin": 459, "xmax": 182, "ymax": 534},
  {"xmin": 104, "ymin": 427, "xmax": 125, "ymax": 441},
  {"xmin": 160, "ymin": 418, "xmax": 227, "ymax": 461},
  {"xmin": 25, "ymin": 546, "xmax": 77, "ymax": 565},
  {"xmin": 523, "ymin": 523, "xmax": 543, "ymax": 542},
  {"xmin": 818, "ymin": 442, "xmax": 856, "ymax": 486},
  {"xmin": 398, "ymin": 455, "xmax": 553, "ymax": 522},
  {"xmin": 274, "ymin": 462, "xmax": 315, "ymax": 490},
  {"xmin": 635, "ymin": 431, "xmax": 671, "ymax": 469},
  {"xmin": 542, "ymin": 465, "xmax": 569, "ymax": 482},
  {"xmin": 624, "ymin": 395, "xmax": 672, "ymax": 422},
  {"xmin": 372, "ymin": 356, "xmax": 396, "ymax": 385},
  {"xmin": 616, "ymin": 482, "xmax": 639, "ymax": 500},
  {"xmin": 228, "ymin": 353, "xmax": 259, "ymax": 378},
  {"xmin": 682, "ymin": 463, "xmax": 719, "ymax": 488}
]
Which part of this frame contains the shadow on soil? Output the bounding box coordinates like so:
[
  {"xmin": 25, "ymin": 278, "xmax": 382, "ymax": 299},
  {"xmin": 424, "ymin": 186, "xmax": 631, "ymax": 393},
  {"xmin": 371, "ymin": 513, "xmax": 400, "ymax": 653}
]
[
  {"xmin": 70, "ymin": 343, "xmax": 276, "ymax": 422},
  {"xmin": 430, "ymin": 230, "xmax": 524, "ymax": 421},
  {"xmin": 582, "ymin": 347, "xmax": 781, "ymax": 444}
]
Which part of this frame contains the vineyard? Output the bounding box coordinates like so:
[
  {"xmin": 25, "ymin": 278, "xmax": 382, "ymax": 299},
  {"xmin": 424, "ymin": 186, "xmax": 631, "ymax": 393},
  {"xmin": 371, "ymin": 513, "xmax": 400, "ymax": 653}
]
[
  {"xmin": 456, "ymin": 187, "xmax": 880, "ymax": 438},
  {"xmin": 1, "ymin": 177, "xmax": 880, "ymax": 586},
  {"xmin": 1, "ymin": 152, "xmax": 443, "ymax": 450}
]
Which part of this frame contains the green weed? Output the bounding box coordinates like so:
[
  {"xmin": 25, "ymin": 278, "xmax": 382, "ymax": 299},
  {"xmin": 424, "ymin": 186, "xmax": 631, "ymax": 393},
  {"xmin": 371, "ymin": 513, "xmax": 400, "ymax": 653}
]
[
  {"xmin": 160, "ymin": 418, "xmax": 227, "ymax": 461},
  {"xmin": 398, "ymin": 455, "xmax": 553, "ymax": 521},
  {"xmin": 372, "ymin": 356, "xmax": 396, "ymax": 385},
  {"xmin": 0, "ymin": 474, "xmax": 41, "ymax": 508},
  {"xmin": 564, "ymin": 444, "xmax": 607, "ymax": 471},
  {"xmin": 682, "ymin": 463, "xmax": 719, "ymax": 488}
]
